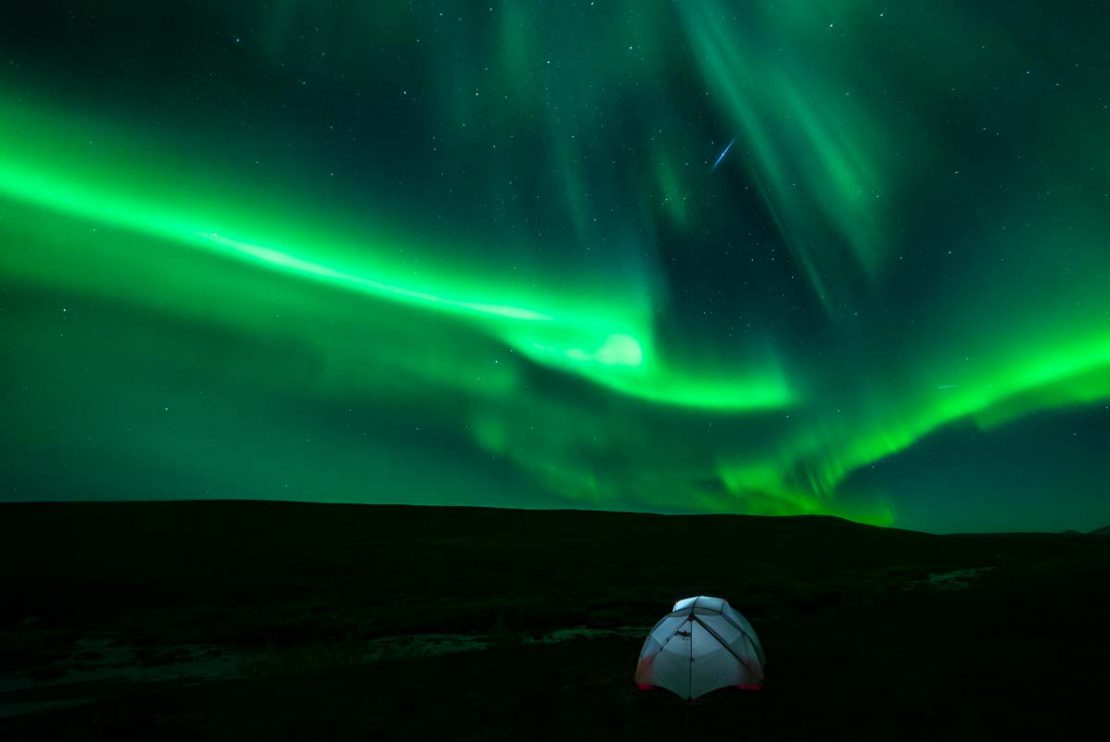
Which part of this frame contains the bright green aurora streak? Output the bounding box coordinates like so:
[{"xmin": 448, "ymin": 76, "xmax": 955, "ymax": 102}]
[{"xmin": 2, "ymin": 1, "xmax": 1109, "ymax": 532}]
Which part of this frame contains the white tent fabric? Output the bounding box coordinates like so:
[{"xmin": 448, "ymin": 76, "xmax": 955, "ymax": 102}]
[{"xmin": 634, "ymin": 595, "xmax": 765, "ymax": 699}]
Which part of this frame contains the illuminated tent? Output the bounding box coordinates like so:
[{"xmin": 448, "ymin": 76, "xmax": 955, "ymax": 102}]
[{"xmin": 634, "ymin": 596, "xmax": 765, "ymax": 699}]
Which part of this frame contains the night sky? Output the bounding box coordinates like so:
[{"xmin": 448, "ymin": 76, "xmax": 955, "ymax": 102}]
[{"xmin": 2, "ymin": 1, "xmax": 1109, "ymax": 533}]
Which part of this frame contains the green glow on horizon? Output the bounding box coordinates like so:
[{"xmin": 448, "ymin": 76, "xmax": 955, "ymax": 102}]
[{"xmin": 2, "ymin": 1, "xmax": 1109, "ymax": 532}]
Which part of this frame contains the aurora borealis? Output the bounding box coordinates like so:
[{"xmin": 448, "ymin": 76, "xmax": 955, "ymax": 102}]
[{"xmin": 2, "ymin": 1, "xmax": 1108, "ymax": 532}]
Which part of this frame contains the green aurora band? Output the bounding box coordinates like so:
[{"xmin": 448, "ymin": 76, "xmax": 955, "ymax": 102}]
[{"xmin": 2, "ymin": 1, "xmax": 1109, "ymax": 531}]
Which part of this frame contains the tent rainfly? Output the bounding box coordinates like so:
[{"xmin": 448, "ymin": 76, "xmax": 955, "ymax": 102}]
[{"xmin": 634, "ymin": 595, "xmax": 765, "ymax": 700}]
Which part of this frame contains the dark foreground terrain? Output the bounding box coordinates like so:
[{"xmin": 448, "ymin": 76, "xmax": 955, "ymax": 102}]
[{"xmin": 2, "ymin": 501, "xmax": 1109, "ymax": 740}]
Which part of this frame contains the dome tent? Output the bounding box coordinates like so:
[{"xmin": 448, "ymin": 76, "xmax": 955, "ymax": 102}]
[{"xmin": 634, "ymin": 595, "xmax": 765, "ymax": 699}]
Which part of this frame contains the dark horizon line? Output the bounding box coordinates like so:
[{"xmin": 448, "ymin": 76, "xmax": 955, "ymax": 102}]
[{"xmin": 3, "ymin": 496, "xmax": 1104, "ymax": 537}]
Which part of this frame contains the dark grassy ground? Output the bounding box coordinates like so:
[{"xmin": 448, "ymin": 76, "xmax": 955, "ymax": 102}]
[{"xmin": 1, "ymin": 501, "xmax": 1109, "ymax": 740}]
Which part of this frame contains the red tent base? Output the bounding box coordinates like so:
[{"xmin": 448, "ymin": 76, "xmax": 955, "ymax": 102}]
[{"xmin": 736, "ymin": 683, "xmax": 763, "ymax": 691}]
